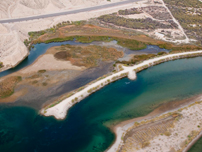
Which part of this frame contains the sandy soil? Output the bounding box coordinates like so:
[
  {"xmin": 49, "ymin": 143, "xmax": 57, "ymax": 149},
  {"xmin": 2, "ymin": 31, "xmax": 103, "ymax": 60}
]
[
  {"xmin": 20, "ymin": 54, "xmax": 85, "ymax": 74},
  {"xmin": 0, "ymin": 0, "xmax": 123, "ymax": 19},
  {"xmin": 108, "ymin": 94, "xmax": 202, "ymax": 152},
  {"xmin": 134, "ymin": 102, "xmax": 202, "ymax": 152}
]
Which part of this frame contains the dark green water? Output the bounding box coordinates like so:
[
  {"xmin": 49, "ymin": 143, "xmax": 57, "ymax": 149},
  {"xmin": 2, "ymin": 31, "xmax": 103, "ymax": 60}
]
[
  {"xmin": 1, "ymin": 57, "xmax": 202, "ymax": 152},
  {"xmin": 188, "ymin": 137, "xmax": 202, "ymax": 152}
]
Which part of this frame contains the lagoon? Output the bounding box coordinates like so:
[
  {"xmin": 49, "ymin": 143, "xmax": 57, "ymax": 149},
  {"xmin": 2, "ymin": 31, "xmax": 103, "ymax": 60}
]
[{"xmin": 1, "ymin": 57, "xmax": 202, "ymax": 151}]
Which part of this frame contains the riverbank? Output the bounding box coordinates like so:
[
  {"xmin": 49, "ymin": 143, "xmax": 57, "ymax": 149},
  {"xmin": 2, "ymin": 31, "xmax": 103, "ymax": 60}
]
[
  {"xmin": 41, "ymin": 50, "xmax": 202, "ymax": 119},
  {"xmin": 109, "ymin": 94, "xmax": 202, "ymax": 152},
  {"xmin": 183, "ymin": 132, "xmax": 202, "ymax": 152},
  {"xmin": 107, "ymin": 93, "xmax": 202, "ymax": 152}
]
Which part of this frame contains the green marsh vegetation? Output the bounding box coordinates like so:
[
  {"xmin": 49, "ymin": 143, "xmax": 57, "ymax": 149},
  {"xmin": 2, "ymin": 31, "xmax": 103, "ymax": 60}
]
[
  {"xmin": 0, "ymin": 76, "xmax": 22, "ymax": 98},
  {"xmin": 53, "ymin": 44, "xmax": 124, "ymax": 68},
  {"xmin": 24, "ymin": 20, "xmax": 87, "ymax": 47}
]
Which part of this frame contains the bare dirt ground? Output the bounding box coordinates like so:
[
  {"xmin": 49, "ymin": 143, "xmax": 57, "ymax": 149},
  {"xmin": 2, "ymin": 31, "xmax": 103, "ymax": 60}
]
[
  {"xmin": 20, "ymin": 54, "xmax": 85, "ymax": 74},
  {"xmin": 1, "ymin": 61, "xmax": 114, "ymax": 109},
  {"xmin": 111, "ymin": 94, "xmax": 202, "ymax": 152},
  {"xmin": 0, "ymin": 0, "xmax": 122, "ymax": 19}
]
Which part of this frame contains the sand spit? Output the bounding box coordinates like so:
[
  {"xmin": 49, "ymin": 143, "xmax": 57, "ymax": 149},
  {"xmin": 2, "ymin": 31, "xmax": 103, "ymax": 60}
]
[
  {"xmin": 108, "ymin": 96, "xmax": 202, "ymax": 152},
  {"xmin": 20, "ymin": 54, "xmax": 85, "ymax": 74},
  {"xmin": 41, "ymin": 50, "xmax": 202, "ymax": 120}
]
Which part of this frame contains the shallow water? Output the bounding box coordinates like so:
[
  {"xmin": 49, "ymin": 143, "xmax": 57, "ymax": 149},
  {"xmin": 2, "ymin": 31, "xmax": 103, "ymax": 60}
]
[
  {"xmin": 188, "ymin": 137, "xmax": 202, "ymax": 152},
  {"xmin": 1, "ymin": 57, "xmax": 202, "ymax": 151},
  {"xmin": 0, "ymin": 40, "xmax": 84, "ymax": 77},
  {"xmin": 0, "ymin": 40, "xmax": 169, "ymax": 77}
]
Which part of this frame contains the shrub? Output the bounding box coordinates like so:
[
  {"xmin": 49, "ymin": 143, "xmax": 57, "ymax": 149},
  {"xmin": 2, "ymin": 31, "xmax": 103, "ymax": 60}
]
[
  {"xmin": 42, "ymin": 82, "xmax": 48, "ymax": 86},
  {"xmin": 142, "ymin": 141, "xmax": 150, "ymax": 148},
  {"xmin": 0, "ymin": 62, "xmax": 3, "ymax": 68},
  {"xmin": 164, "ymin": 131, "xmax": 171, "ymax": 136},
  {"xmin": 38, "ymin": 70, "xmax": 46, "ymax": 73}
]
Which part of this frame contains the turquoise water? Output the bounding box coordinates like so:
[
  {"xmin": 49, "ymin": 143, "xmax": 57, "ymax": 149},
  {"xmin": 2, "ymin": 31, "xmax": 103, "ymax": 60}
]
[
  {"xmin": 1, "ymin": 57, "xmax": 202, "ymax": 151},
  {"xmin": 188, "ymin": 137, "xmax": 202, "ymax": 152}
]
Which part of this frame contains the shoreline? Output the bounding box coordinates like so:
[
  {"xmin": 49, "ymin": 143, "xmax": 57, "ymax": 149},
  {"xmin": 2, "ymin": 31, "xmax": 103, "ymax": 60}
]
[
  {"xmin": 41, "ymin": 50, "xmax": 202, "ymax": 120},
  {"xmin": 183, "ymin": 132, "xmax": 202, "ymax": 152},
  {"xmin": 107, "ymin": 93, "xmax": 202, "ymax": 152},
  {"xmin": 0, "ymin": 50, "xmax": 29, "ymax": 73}
]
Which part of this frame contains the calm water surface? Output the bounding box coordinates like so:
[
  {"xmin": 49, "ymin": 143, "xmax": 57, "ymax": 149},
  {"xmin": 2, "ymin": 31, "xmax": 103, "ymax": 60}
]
[
  {"xmin": 188, "ymin": 137, "xmax": 202, "ymax": 152},
  {"xmin": 0, "ymin": 40, "xmax": 168, "ymax": 77},
  {"xmin": 0, "ymin": 40, "xmax": 83, "ymax": 77},
  {"xmin": 1, "ymin": 57, "xmax": 202, "ymax": 151}
]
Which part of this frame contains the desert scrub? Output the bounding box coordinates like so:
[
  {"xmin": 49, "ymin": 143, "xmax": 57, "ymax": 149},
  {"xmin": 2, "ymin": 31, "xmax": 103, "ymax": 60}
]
[
  {"xmin": 118, "ymin": 8, "xmax": 142, "ymax": 15},
  {"xmin": 32, "ymin": 80, "xmax": 38, "ymax": 84},
  {"xmin": 141, "ymin": 141, "xmax": 150, "ymax": 148},
  {"xmin": 0, "ymin": 76, "xmax": 22, "ymax": 98},
  {"xmin": 38, "ymin": 69, "xmax": 46, "ymax": 73},
  {"xmin": 98, "ymin": 15, "xmax": 177, "ymax": 30},
  {"xmin": 42, "ymin": 82, "xmax": 48, "ymax": 86},
  {"xmin": 164, "ymin": 131, "xmax": 171, "ymax": 136},
  {"xmin": 0, "ymin": 62, "xmax": 3, "ymax": 68}
]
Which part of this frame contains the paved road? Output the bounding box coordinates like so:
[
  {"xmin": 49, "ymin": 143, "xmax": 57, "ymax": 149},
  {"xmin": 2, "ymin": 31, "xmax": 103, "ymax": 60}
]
[{"xmin": 0, "ymin": 0, "xmax": 142, "ymax": 23}]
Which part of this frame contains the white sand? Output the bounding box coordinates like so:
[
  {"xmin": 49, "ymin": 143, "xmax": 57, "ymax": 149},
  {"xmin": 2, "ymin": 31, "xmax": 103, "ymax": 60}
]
[
  {"xmin": 0, "ymin": 0, "xmax": 124, "ymax": 19},
  {"xmin": 41, "ymin": 50, "xmax": 202, "ymax": 120},
  {"xmin": 135, "ymin": 103, "xmax": 202, "ymax": 152},
  {"xmin": 108, "ymin": 98, "xmax": 202, "ymax": 152},
  {"xmin": 20, "ymin": 54, "xmax": 85, "ymax": 74}
]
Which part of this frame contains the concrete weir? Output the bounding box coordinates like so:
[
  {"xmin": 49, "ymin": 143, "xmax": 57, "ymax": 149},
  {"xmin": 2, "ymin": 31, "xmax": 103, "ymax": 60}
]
[{"xmin": 128, "ymin": 70, "xmax": 137, "ymax": 80}]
